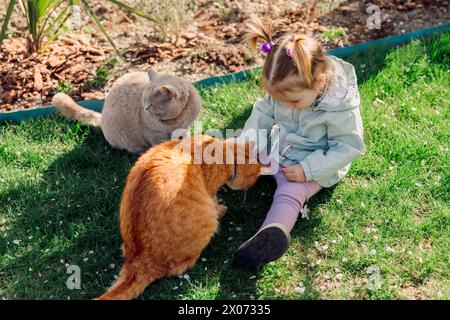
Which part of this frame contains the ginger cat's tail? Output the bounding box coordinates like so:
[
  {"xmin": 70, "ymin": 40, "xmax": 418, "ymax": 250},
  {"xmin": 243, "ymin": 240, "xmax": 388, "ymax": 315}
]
[
  {"xmin": 52, "ymin": 93, "xmax": 102, "ymax": 127},
  {"xmin": 95, "ymin": 258, "xmax": 161, "ymax": 300}
]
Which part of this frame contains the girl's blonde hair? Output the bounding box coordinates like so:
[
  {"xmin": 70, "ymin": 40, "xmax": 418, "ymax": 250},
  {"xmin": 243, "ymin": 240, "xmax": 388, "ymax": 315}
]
[{"xmin": 245, "ymin": 15, "xmax": 331, "ymax": 94}]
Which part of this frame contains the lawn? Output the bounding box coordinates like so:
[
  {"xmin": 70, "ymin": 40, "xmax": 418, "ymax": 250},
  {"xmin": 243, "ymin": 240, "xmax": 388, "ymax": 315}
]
[{"xmin": 0, "ymin": 33, "xmax": 449, "ymax": 300}]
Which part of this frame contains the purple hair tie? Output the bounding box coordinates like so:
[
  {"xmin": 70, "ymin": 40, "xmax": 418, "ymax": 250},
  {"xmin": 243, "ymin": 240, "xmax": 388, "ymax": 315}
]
[
  {"xmin": 261, "ymin": 41, "xmax": 274, "ymax": 54},
  {"xmin": 286, "ymin": 47, "xmax": 293, "ymax": 58}
]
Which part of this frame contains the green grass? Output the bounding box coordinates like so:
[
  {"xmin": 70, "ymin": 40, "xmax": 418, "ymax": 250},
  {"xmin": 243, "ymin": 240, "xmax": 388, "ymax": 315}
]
[
  {"xmin": 82, "ymin": 58, "xmax": 118, "ymax": 92},
  {"xmin": 52, "ymin": 80, "xmax": 74, "ymax": 95},
  {"xmin": 323, "ymin": 26, "xmax": 347, "ymax": 43},
  {"xmin": 1, "ymin": 34, "xmax": 449, "ymax": 300}
]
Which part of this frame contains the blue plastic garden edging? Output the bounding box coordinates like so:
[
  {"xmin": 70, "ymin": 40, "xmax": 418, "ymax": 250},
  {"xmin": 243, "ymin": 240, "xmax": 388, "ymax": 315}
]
[{"xmin": 1, "ymin": 23, "xmax": 449, "ymax": 123}]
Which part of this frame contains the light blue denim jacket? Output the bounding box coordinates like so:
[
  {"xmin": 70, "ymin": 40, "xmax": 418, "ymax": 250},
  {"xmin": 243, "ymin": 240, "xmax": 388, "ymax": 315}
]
[{"xmin": 239, "ymin": 56, "xmax": 365, "ymax": 187}]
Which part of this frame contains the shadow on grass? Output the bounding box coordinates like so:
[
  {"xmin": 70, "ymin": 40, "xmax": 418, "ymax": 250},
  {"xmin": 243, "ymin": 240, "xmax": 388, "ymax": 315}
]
[
  {"xmin": 213, "ymin": 181, "xmax": 335, "ymax": 300},
  {"xmin": 0, "ymin": 125, "xmax": 136, "ymax": 299}
]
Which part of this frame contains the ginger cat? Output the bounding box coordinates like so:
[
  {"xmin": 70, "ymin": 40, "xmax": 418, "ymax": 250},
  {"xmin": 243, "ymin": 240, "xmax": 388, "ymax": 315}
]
[
  {"xmin": 52, "ymin": 70, "xmax": 201, "ymax": 154},
  {"xmin": 96, "ymin": 135, "xmax": 265, "ymax": 300}
]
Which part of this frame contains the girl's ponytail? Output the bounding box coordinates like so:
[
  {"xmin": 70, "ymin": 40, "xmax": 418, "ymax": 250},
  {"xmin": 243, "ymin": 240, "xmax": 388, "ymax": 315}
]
[
  {"xmin": 243, "ymin": 15, "xmax": 330, "ymax": 92},
  {"xmin": 244, "ymin": 15, "xmax": 275, "ymax": 54},
  {"xmin": 289, "ymin": 36, "xmax": 313, "ymax": 87}
]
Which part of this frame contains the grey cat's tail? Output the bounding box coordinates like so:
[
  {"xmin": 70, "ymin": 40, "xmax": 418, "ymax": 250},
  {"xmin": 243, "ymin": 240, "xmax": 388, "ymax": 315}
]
[{"xmin": 52, "ymin": 93, "xmax": 102, "ymax": 127}]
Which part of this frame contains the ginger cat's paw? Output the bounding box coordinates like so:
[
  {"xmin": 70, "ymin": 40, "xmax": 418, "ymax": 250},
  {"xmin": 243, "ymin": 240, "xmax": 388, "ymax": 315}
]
[{"xmin": 218, "ymin": 204, "xmax": 228, "ymax": 218}]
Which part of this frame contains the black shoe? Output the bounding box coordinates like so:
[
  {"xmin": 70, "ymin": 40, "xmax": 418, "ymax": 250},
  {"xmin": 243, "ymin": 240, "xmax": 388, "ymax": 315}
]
[{"xmin": 233, "ymin": 224, "xmax": 291, "ymax": 269}]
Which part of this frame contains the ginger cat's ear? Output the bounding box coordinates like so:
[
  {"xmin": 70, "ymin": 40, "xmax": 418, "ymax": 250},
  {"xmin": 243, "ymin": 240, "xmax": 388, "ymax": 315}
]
[{"xmin": 148, "ymin": 69, "xmax": 158, "ymax": 81}]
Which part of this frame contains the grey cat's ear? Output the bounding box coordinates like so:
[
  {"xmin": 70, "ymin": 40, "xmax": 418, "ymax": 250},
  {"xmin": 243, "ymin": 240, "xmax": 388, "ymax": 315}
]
[
  {"xmin": 159, "ymin": 85, "xmax": 176, "ymax": 99},
  {"xmin": 148, "ymin": 70, "xmax": 158, "ymax": 81}
]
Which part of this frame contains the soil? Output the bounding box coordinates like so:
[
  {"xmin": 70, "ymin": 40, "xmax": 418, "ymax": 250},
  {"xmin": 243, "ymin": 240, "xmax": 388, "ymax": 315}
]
[{"xmin": 0, "ymin": 0, "xmax": 449, "ymax": 112}]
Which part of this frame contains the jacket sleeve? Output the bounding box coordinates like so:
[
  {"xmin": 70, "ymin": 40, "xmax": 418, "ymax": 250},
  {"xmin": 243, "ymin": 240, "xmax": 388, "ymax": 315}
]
[
  {"xmin": 236, "ymin": 94, "xmax": 275, "ymax": 154},
  {"xmin": 299, "ymin": 107, "xmax": 365, "ymax": 182}
]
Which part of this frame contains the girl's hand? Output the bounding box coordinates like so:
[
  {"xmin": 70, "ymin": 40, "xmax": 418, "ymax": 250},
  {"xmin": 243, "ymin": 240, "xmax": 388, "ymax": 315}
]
[{"xmin": 282, "ymin": 165, "xmax": 306, "ymax": 182}]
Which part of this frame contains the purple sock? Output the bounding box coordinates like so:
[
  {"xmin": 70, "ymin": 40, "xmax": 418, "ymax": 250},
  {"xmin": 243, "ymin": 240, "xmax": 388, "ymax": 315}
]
[{"xmin": 261, "ymin": 169, "xmax": 322, "ymax": 233}]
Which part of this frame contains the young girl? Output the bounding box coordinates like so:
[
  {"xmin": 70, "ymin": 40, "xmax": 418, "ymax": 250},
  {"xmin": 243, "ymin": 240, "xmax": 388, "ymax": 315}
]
[{"xmin": 233, "ymin": 17, "xmax": 365, "ymax": 269}]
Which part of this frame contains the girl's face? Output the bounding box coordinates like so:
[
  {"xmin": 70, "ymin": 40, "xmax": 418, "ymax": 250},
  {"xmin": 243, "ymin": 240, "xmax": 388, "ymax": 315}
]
[
  {"xmin": 269, "ymin": 73, "xmax": 327, "ymax": 109},
  {"xmin": 272, "ymin": 88, "xmax": 319, "ymax": 109}
]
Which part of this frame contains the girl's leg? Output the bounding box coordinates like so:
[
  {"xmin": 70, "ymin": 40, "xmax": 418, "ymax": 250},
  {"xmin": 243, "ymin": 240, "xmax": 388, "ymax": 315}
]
[
  {"xmin": 234, "ymin": 169, "xmax": 322, "ymax": 269},
  {"xmin": 261, "ymin": 171, "xmax": 322, "ymax": 232}
]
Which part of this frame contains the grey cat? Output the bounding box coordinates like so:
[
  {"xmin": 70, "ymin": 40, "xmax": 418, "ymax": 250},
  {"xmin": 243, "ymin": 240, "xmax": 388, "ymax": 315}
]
[{"xmin": 52, "ymin": 70, "xmax": 201, "ymax": 153}]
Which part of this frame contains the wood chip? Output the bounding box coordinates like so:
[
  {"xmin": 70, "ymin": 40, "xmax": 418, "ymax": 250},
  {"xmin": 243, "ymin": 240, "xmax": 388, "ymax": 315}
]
[{"xmin": 33, "ymin": 65, "xmax": 43, "ymax": 91}]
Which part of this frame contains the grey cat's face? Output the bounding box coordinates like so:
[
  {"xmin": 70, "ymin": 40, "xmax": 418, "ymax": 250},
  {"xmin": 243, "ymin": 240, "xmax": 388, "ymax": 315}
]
[{"xmin": 142, "ymin": 71, "xmax": 191, "ymax": 125}]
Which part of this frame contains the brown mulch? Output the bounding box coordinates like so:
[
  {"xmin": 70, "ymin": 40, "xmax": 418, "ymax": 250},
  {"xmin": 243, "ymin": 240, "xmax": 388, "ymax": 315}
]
[
  {"xmin": 0, "ymin": 35, "xmax": 110, "ymax": 111},
  {"xmin": 1, "ymin": 0, "xmax": 449, "ymax": 112}
]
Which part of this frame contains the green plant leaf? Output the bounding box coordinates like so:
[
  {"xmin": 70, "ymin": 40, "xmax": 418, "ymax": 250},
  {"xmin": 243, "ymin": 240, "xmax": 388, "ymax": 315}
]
[
  {"xmin": 35, "ymin": 0, "xmax": 55, "ymax": 18},
  {"xmin": 27, "ymin": 0, "xmax": 39, "ymax": 50},
  {"xmin": 2, "ymin": 0, "xmax": 160, "ymax": 57},
  {"xmin": 43, "ymin": 2, "xmax": 69, "ymax": 36},
  {"xmin": 80, "ymin": 0, "xmax": 125, "ymax": 62},
  {"xmin": 0, "ymin": 0, "xmax": 16, "ymax": 46},
  {"xmin": 37, "ymin": 1, "xmax": 69, "ymax": 52},
  {"xmin": 41, "ymin": 6, "xmax": 71, "ymax": 52},
  {"xmin": 106, "ymin": 0, "xmax": 161, "ymax": 24}
]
